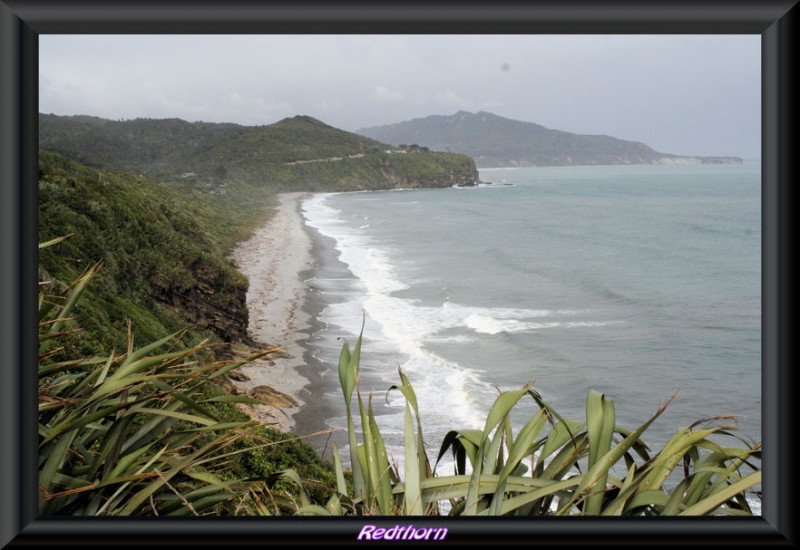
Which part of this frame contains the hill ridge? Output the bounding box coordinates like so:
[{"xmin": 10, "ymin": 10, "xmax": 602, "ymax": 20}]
[
  {"xmin": 39, "ymin": 113, "xmax": 480, "ymax": 192},
  {"xmin": 357, "ymin": 110, "xmax": 743, "ymax": 168}
]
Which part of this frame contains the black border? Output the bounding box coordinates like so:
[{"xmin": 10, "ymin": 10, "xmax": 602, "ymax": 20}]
[{"xmin": 1, "ymin": 1, "xmax": 796, "ymax": 547}]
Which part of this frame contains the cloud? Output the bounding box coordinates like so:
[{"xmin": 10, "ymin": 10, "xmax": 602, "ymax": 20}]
[
  {"xmin": 219, "ymin": 92, "xmax": 293, "ymax": 124},
  {"xmin": 38, "ymin": 35, "xmax": 761, "ymax": 158},
  {"xmin": 435, "ymin": 90, "xmax": 502, "ymax": 111},
  {"xmin": 370, "ymin": 85, "xmax": 403, "ymax": 102}
]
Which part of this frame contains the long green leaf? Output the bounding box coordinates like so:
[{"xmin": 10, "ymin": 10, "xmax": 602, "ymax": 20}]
[
  {"xmin": 679, "ymin": 471, "xmax": 761, "ymax": 516},
  {"xmin": 465, "ymin": 385, "xmax": 531, "ymax": 515},
  {"xmin": 584, "ymin": 390, "xmax": 616, "ymax": 515},
  {"xmin": 123, "ymin": 407, "xmax": 217, "ymax": 427},
  {"xmin": 557, "ymin": 394, "xmax": 674, "ymax": 515},
  {"xmin": 331, "ymin": 441, "xmax": 348, "ymax": 496},
  {"xmin": 404, "ymin": 403, "xmax": 423, "ymax": 515},
  {"xmin": 637, "ymin": 427, "xmax": 718, "ymax": 492}
]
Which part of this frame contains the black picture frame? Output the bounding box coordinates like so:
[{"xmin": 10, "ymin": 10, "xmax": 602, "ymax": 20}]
[{"xmin": 1, "ymin": 1, "xmax": 796, "ymax": 547}]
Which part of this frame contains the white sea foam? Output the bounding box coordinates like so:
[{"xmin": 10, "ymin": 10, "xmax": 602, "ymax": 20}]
[
  {"xmin": 302, "ymin": 193, "xmax": 622, "ymax": 461},
  {"xmin": 464, "ymin": 313, "xmax": 530, "ymax": 335},
  {"xmin": 464, "ymin": 313, "xmax": 619, "ymax": 335},
  {"xmin": 304, "ymin": 194, "xmax": 489, "ymax": 435}
]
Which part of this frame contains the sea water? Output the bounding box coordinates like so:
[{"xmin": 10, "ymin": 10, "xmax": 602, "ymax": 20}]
[{"xmin": 301, "ymin": 163, "xmax": 761, "ymax": 473}]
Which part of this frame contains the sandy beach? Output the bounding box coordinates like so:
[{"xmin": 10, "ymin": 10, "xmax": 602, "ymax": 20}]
[{"xmin": 228, "ymin": 192, "xmax": 316, "ymax": 432}]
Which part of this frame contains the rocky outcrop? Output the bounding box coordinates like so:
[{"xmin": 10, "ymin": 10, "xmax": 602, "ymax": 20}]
[
  {"xmin": 655, "ymin": 156, "xmax": 743, "ymax": 165},
  {"xmin": 153, "ymin": 261, "xmax": 249, "ymax": 343},
  {"xmin": 380, "ymin": 167, "xmax": 480, "ymax": 189},
  {"xmin": 249, "ymin": 385, "xmax": 300, "ymax": 408}
]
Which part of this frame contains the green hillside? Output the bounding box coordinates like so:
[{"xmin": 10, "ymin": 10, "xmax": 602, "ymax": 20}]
[
  {"xmin": 38, "ymin": 150, "xmax": 250, "ymax": 359},
  {"xmin": 357, "ymin": 110, "xmax": 743, "ymax": 168},
  {"xmin": 182, "ymin": 115, "xmax": 479, "ymax": 192},
  {"xmin": 36, "ymin": 115, "xmax": 478, "ymax": 515},
  {"xmin": 39, "ymin": 113, "xmax": 480, "ymax": 195},
  {"xmin": 39, "ymin": 113, "xmax": 247, "ymax": 176}
]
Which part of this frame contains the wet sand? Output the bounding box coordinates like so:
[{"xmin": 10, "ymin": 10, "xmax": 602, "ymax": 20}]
[{"xmin": 293, "ymin": 230, "xmax": 350, "ymax": 457}]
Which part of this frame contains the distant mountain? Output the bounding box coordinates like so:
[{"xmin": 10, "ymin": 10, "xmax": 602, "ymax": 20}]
[
  {"xmin": 39, "ymin": 113, "xmax": 480, "ymax": 192},
  {"xmin": 357, "ymin": 111, "xmax": 742, "ymax": 168}
]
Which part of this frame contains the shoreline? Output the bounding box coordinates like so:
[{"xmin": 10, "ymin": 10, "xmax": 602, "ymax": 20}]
[
  {"xmin": 228, "ymin": 192, "xmax": 327, "ymax": 434},
  {"xmin": 293, "ymin": 227, "xmax": 351, "ymax": 457}
]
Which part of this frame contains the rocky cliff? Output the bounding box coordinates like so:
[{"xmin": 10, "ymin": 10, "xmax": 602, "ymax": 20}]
[
  {"xmin": 379, "ymin": 166, "xmax": 479, "ymax": 188},
  {"xmin": 152, "ymin": 261, "xmax": 249, "ymax": 343}
]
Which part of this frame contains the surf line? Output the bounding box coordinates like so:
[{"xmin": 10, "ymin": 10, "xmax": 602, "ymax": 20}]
[{"xmin": 357, "ymin": 524, "xmax": 448, "ymax": 541}]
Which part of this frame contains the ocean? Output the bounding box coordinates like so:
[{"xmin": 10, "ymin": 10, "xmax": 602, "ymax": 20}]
[{"xmin": 300, "ymin": 163, "xmax": 761, "ymax": 470}]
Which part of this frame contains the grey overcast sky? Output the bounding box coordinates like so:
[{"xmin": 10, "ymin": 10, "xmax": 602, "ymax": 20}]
[{"xmin": 40, "ymin": 35, "xmax": 760, "ymax": 159}]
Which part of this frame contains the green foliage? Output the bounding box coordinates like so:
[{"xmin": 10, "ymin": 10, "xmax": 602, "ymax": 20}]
[
  {"xmin": 38, "ymin": 247, "xmax": 335, "ymax": 516},
  {"xmin": 39, "ymin": 113, "xmax": 247, "ymax": 176},
  {"xmin": 269, "ymin": 327, "xmax": 761, "ymax": 517},
  {"xmin": 39, "ymin": 113, "xmax": 480, "ymax": 197},
  {"xmin": 185, "ymin": 117, "xmax": 478, "ymax": 191},
  {"xmin": 194, "ymin": 383, "xmax": 337, "ymax": 504},
  {"xmin": 38, "ymin": 150, "xmax": 251, "ymax": 359},
  {"xmin": 39, "ymin": 254, "xmax": 254, "ymax": 515}
]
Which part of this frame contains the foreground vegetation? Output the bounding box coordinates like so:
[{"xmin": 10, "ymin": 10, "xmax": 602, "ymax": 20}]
[
  {"xmin": 265, "ymin": 327, "xmax": 762, "ymax": 516},
  {"xmin": 38, "ymin": 247, "xmax": 335, "ymax": 515}
]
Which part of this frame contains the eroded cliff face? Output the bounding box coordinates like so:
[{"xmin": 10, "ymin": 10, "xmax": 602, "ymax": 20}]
[
  {"xmin": 153, "ymin": 262, "xmax": 249, "ymax": 343},
  {"xmin": 379, "ymin": 167, "xmax": 480, "ymax": 189},
  {"xmin": 655, "ymin": 156, "xmax": 744, "ymax": 165}
]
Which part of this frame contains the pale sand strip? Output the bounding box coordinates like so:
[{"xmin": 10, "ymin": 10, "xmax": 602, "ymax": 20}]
[{"xmin": 228, "ymin": 192, "xmax": 314, "ymax": 432}]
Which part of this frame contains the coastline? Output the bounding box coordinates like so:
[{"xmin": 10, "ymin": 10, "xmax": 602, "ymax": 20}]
[
  {"xmin": 293, "ymin": 228, "xmax": 351, "ymax": 456},
  {"xmin": 228, "ymin": 192, "xmax": 322, "ymax": 433}
]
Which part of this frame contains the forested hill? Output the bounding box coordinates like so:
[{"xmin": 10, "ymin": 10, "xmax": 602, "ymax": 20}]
[
  {"xmin": 38, "ymin": 150, "xmax": 250, "ymax": 359},
  {"xmin": 39, "ymin": 114, "xmax": 246, "ymax": 174},
  {"xmin": 357, "ymin": 111, "xmax": 743, "ymax": 168},
  {"xmin": 39, "ymin": 113, "xmax": 480, "ymax": 192}
]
